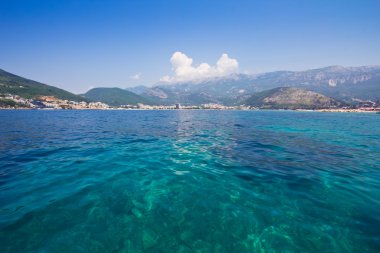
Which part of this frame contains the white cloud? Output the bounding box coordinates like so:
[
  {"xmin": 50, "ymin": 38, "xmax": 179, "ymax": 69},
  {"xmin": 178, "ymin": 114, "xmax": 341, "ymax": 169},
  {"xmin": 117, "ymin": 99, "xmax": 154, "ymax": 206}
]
[
  {"xmin": 160, "ymin": 51, "xmax": 239, "ymax": 83},
  {"xmin": 130, "ymin": 73, "xmax": 141, "ymax": 80}
]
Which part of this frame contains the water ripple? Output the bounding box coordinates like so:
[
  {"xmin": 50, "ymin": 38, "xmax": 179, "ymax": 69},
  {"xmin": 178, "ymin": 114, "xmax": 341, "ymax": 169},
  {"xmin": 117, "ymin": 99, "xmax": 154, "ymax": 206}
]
[{"xmin": 0, "ymin": 110, "xmax": 379, "ymax": 252}]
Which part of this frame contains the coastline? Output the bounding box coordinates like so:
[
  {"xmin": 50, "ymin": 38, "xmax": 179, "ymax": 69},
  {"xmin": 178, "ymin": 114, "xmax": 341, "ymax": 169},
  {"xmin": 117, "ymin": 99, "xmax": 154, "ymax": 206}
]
[{"xmin": 1, "ymin": 107, "xmax": 378, "ymax": 113}]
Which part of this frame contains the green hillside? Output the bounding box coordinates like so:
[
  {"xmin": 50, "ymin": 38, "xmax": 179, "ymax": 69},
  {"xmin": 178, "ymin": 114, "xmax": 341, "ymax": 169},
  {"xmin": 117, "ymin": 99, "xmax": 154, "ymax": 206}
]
[
  {"xmin": 244, "ymin": 87, "xmax": 344, "ymax": 109},
  {"xmin": 0, "ymin": 69, "xmax": 86, "ymax": 101},
  {"xmin": 83, "ymin": 87, "xmax": 153, "ymax": 106}
]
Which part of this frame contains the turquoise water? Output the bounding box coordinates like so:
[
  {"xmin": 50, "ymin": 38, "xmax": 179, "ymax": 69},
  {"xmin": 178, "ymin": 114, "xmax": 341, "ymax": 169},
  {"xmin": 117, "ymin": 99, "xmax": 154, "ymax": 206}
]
[{"xmin": 0, "ymin": 110, "xmax": 379, "ymax": 252}]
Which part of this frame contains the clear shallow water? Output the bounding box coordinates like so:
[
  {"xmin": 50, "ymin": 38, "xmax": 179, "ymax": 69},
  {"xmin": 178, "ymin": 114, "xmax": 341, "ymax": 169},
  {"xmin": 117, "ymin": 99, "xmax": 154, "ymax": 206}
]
[{"xmin": 0, "ymin": 110, "xmax": 379, "ymax": 253}]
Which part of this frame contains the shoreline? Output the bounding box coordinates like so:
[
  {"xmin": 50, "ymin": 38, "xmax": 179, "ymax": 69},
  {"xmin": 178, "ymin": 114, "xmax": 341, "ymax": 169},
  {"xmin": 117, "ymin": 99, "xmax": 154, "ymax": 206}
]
[{"xmin": 1, "ymin": 108, "xmax": 378, "ymax": 113}]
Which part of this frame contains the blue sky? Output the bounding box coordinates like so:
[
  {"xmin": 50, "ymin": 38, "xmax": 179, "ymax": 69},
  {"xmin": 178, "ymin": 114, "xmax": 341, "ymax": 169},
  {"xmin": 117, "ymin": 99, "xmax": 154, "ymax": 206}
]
[{"xmin": 0, "ymin": 0, "xmax": 379, "ymax": 93}]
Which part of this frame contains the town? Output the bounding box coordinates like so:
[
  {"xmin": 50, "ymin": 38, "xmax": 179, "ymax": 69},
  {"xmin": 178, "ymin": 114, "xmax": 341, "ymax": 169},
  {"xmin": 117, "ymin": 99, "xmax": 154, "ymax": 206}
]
[
  {"xmin": 0, "ymin": 93, "xmax": 255, "ymax": 110},
  {"xmin": 1, "ymin": 93, "xmax": 379, "ymax": 112}
]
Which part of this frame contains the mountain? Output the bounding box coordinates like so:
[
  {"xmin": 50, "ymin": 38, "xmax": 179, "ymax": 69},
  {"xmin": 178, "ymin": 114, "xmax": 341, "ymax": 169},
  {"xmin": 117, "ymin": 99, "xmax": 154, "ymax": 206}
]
[
  {"xmin": 134, "ymin": 74, "xmax": 256, "ymax": 105},
  {"xmin": 244, "ymin": 87, "xmax": 344, "ymax": 109},
  {"xmin": 83, "ymin": 87, "xmax": 152, "ymax": 106},
  {"xmin": 309, "ymin": 77, "xmax": 380, "ymax": 102},
  {"xmin": 0, "ymin": 69, "xmax": 86, "ymax": 101},
  {"xmin": 133, "ymin": 65, "xmax": 380, "ymax": 105},
  {"xmin": 125, "ymin": 85, "xmax": 151, "ymax": 95}
]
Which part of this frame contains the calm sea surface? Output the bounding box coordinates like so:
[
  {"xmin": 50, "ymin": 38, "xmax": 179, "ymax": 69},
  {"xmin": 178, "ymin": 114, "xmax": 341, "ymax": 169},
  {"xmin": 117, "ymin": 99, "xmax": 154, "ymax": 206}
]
[{"xmin": 0, "ymin": 110, "xmax": 379, "ymax": 252}]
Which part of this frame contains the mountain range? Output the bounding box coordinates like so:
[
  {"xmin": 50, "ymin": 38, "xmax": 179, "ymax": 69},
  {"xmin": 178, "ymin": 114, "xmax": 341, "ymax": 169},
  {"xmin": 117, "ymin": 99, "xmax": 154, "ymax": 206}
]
[
  {"xmin": 127, "ymin": 65, "xmax": 380, "ymax": 105},
  {"xmin": 1, "ymin": 65, "xmax": 379, "ymax": 108}
]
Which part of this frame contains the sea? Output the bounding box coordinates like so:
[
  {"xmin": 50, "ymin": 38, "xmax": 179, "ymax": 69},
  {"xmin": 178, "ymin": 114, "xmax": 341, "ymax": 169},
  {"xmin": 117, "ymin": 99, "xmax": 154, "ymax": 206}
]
[{"xmin": 0, "ymin": 110, "xmax": 379, "ymax": 252}]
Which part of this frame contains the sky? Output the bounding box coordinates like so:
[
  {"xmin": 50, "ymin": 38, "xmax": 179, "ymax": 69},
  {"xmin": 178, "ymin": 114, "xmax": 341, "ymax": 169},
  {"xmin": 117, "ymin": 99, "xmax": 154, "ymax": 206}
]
[{"xmin": 0, "ymin": 0, "xmax": 379, "ymax": 93}]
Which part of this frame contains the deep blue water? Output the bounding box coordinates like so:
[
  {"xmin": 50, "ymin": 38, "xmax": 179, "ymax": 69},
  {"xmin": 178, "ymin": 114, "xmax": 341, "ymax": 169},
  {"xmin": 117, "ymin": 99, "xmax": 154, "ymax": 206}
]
[{"xmin": 0, "ymin": 110, "xmax": 379, "ymax": 252}]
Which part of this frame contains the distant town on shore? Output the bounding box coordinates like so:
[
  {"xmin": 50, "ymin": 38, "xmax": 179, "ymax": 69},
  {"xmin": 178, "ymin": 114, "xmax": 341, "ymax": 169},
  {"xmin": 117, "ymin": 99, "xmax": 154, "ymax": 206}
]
[{"xmin": 1, "ymin": 94, "xmax": 380, "ymax": 113}]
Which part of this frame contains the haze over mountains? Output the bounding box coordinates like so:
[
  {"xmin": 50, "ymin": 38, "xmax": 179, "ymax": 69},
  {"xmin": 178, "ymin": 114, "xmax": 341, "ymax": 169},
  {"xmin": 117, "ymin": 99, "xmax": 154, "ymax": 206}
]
[{"xmin": 1, "ymin": 65, "xmax": 379, "ymax": 108}]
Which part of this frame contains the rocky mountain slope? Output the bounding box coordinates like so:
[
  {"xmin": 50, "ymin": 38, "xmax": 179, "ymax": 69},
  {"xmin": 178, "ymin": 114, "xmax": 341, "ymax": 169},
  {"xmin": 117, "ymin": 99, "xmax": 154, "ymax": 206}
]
[{"xmin": 244, "ymin": 87, "xmax": 344, "ymax": 109}]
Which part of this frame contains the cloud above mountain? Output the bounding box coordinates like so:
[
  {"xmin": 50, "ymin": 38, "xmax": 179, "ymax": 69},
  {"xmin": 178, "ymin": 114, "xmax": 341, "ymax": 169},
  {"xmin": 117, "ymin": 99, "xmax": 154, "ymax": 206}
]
[{"xmin": 160, "ymin": 51, "xmax": 239, "ymax": 83}]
